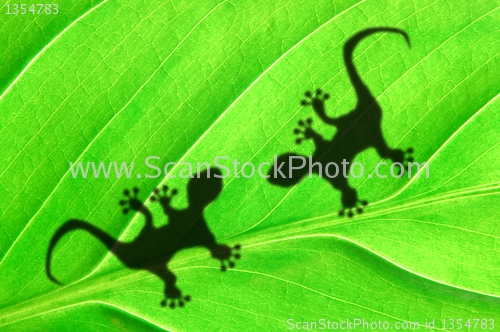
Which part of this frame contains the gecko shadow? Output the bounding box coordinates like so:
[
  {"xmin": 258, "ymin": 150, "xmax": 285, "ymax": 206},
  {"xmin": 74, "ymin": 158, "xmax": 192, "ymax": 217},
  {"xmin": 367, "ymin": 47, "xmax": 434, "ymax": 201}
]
[
  {"xmin": 46, "ymin": 168, "xmax": 241, "ymax": 308},
  {"xmin": 268, "ymin": 27, "xmax": 414, "ymax": 217}
]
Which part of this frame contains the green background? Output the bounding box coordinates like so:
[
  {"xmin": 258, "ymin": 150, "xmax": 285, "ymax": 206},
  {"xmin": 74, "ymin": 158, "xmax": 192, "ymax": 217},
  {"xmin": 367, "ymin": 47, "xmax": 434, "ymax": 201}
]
[{"xmin": 0, "ymin": 0, "xmax": 499, "ymax": 330}]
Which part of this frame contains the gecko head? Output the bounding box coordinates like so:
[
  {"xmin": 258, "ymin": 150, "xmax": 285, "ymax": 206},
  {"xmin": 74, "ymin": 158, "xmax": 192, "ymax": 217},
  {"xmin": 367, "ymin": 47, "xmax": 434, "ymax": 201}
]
[{"xmin": 187, "ymin": 167, "xmax": 223, "ymax": 208}]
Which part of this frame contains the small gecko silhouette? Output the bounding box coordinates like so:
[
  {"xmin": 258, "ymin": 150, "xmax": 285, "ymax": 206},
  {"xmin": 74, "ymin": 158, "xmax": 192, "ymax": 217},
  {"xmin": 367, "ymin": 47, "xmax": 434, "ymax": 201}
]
[
  {"xmin": 268, "ymin": 27, "xmax": 414, "ymax": 217},
  {"xmin": 46, "ymin": 168, "xmax": 241, "ymax": 308}
]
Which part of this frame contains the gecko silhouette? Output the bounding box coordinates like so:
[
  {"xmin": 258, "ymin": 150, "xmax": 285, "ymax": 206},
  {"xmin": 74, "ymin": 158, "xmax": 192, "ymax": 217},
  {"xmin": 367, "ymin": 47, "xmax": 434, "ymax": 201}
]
[
  {"xmin": 46, "ymin": 168, "xmax": 241, "ymax": 308},
  {"xmin": 268, "ymin": 27, "xmax": 414, "ymax": 217}
]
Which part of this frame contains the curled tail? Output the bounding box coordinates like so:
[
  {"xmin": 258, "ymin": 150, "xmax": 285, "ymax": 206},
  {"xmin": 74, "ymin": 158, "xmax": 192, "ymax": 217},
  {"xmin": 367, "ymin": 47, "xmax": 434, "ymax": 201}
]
[
  {"xmin": 46, "ymin": 219, "xmax": 117, "ymax": 284},
  {"xmin": 344, "ymin": 27, "xmax": 410, "ymax": 107}
]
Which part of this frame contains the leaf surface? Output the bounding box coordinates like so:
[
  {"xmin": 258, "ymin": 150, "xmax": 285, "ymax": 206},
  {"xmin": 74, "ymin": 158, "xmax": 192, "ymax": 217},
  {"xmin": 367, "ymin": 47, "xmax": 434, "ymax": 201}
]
[{"xmin": 0, "ymin": 0, "xmax": 499, "ymax": 330}]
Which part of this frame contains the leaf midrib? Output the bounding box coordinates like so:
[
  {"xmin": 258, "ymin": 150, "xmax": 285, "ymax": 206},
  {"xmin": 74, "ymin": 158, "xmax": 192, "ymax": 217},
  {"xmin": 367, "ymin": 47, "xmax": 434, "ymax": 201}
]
[
  {"xmin": 3, "ymin": 218, "xmax": 499, "ymax": 329},
  {"xmin": 0, "ymin": 183, "xmax": 498, "ymax": 325}
]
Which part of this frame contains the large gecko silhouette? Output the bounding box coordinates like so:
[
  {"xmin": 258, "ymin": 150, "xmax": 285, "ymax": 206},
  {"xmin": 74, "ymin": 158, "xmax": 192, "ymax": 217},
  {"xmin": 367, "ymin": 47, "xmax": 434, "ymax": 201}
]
[
  {"xmin": 268, "ymin": 27, "xmax": 414, "ymax": 217},
  {"xmin": 46, "ymin": 168, "xmax": 241, "ymax": 308}
]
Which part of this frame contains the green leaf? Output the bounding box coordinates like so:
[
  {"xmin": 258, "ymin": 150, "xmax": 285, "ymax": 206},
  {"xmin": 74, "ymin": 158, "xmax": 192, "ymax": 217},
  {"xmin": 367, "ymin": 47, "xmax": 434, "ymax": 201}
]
[
  {"xmin": 0, "ymin": 0, "xmax": 105, "ymax": 94},
  {"xmin": 1, "ymin": 0, "xmax": 499, "ymax": 330}
]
